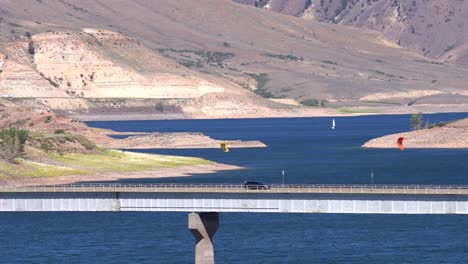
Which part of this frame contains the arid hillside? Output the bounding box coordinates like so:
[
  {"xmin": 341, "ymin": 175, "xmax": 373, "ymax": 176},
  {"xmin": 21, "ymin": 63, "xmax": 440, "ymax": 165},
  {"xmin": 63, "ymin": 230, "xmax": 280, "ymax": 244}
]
[
  {"xmin": 1, "ymin": 0, "xmax": 468, "ymax": 115},
  {"xmin": 235, "ymin": 0, "xmax": 468, "ymax": 66}
]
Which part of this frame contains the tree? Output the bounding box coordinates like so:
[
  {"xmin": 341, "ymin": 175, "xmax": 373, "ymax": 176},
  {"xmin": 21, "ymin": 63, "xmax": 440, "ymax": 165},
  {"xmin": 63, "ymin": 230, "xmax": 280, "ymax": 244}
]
[
  {"xmin": 0, "ymin": 127, "xmax": 28, "ymax": 163},
  {"xmin": 410, "ymin": 113, "xmax": 423, "ymax": 131}
]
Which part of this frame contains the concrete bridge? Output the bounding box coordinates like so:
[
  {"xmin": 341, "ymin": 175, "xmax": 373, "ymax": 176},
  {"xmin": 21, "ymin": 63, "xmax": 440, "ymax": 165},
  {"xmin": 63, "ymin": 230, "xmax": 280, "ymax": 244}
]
[{"xmin": 1, "ymin": 183, "xmax": 468, "ymax": 263}]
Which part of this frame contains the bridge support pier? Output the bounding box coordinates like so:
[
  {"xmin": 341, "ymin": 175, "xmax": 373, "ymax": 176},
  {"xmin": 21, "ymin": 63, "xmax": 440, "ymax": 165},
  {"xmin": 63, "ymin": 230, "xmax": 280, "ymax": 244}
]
[{"xmin": 188, "ymin": 212, "xmax": 219, "ymax": 264}]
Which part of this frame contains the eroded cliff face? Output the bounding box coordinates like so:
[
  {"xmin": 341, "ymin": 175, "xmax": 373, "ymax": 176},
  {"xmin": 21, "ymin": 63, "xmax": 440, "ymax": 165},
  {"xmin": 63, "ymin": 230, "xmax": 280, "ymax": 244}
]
[
  {"xmin": 0, "ymin": 39, "xmax": 66, "ymax": 97},
  {"xmin": 29, "ymin": 29, "xmax": 225, "ymax": 98}
]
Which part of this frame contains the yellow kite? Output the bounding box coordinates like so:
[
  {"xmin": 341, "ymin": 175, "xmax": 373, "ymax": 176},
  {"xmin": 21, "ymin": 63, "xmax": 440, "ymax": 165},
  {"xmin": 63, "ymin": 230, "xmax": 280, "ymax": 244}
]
[{"xmin": 220, "ymin": 142, "xmax": 229, "ymax": 152}]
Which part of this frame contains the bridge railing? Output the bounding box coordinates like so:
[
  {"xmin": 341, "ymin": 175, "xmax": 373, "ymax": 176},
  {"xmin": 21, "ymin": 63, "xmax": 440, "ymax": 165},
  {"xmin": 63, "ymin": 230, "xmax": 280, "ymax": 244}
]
[{"xmin": 1, "ymin": 184, "xmax": 468, "ymax": 194}]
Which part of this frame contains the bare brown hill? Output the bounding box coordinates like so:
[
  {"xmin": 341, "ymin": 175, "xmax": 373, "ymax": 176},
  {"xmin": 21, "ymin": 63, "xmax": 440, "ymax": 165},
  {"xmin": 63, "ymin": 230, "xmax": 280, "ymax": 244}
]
[
  {"xmin": 1, "ymin": 0, "xmax": 468, "ymax": 114},
  {"xmin": 235, "ymin": 0, "xmax": 468, "ymax": 66}
]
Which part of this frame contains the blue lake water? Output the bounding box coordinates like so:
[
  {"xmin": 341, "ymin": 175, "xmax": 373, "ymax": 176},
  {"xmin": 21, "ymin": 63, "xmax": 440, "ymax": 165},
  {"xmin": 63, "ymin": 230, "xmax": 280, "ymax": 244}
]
[{"xmin": 1, "ymin": 113, "xmax": 468, "ymax": 263}]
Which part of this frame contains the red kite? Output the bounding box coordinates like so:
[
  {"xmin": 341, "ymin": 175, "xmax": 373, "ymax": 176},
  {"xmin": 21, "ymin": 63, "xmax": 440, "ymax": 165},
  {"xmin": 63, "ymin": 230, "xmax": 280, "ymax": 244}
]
[{"xmin": 397, "ymin": 137, "xmax": 406, "ymax": 151}]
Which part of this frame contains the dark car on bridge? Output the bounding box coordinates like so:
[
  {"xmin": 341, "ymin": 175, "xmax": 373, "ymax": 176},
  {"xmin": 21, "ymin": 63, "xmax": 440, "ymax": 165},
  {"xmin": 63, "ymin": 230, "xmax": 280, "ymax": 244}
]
[{"xmin": 242, "ymin": 181, "xmax": 271, "ymax": 190}]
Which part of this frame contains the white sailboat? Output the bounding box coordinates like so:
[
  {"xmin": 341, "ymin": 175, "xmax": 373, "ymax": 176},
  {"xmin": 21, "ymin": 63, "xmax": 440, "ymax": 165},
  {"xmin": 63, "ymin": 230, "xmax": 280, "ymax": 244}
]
[{"xmin": 331, "ymin": 118, "xmax": 335, "ymax": 129}]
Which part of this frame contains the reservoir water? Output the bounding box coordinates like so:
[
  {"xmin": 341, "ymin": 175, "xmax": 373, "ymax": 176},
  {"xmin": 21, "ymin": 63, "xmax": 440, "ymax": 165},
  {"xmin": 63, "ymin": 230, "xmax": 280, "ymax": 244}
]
[{"xmin": 1, "ymin": 113, "xmax": 468, "ymax": 263}]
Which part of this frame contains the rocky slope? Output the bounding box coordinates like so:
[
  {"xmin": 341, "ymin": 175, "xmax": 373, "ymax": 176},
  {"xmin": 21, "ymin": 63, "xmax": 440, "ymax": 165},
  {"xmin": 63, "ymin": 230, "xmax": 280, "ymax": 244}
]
[
  {"xmin": 234, "ymin": 0, "xmax": 468, "ymax": 66},
  {"xmin": 362, "ymin": 118, "xmax": 468, "ymax": 149},
  {"xmin": 1, "ymin": 29, "xmax": 234, "ymax": 98}
]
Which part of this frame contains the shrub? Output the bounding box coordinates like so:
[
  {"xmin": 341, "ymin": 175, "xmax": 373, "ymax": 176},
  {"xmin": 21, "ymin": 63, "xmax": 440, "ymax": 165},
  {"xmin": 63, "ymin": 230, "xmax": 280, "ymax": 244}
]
[
  {"xmin": 73, "ymin": 135, "xmax": 96, "ymax": 150},
  {"xmin": 245, "ymin": 73, "xmax": 279, "ymax": 98},
  {"xmin": 40, "ymin": 142, "xmax": 50, "ymax": 152},
  {"xmin": 301, "ymin": 99, "xmax": 319, "ymax": 107},
  {"xmin": 54, "ymin": 129, "xmax": 65, "ymax": 134},
  {"xmin": 410, "ymin": 113, "xmax": 423, "ymax": 131},
  {"xmin": 265, "ymin": 53, "xmax": 304, "ymax": 61},
  {"xmin": 0, "ymin": 127, "xmax": 29, "ymax": 162},
  {"xmin": 301, "ymin": 99, "xmax": 326, "ymax": 107},
  {"xmin": 320, "ymin": 60, "xmax": 338, "ymax": 65}
]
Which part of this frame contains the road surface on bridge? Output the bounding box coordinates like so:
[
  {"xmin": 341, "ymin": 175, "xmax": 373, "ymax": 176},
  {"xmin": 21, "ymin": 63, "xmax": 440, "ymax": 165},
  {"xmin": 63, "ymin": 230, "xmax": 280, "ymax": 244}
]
[{"xmin": 1, "ymin": 183, "xmax": 467, "ymax": 195}]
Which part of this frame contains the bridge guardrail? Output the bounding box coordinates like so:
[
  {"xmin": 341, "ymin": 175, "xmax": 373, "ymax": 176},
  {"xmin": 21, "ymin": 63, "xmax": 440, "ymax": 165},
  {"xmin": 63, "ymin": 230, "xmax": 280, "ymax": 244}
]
[{"xmin": 1, "ymin": 183, "xmax": 468, "ymax": 195}]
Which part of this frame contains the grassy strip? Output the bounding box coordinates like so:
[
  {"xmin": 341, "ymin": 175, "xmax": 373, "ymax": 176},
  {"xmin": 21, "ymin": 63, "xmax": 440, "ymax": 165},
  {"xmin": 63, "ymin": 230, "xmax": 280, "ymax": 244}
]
[
  {"xmin": 336, "ymin": 107, "xmax": 378, "ymax": 114},
  {"xmin": 92, "ymin": 127, "xmax": 115, "ymax": 133},
  {"xmin": 23, "ymin": 161, "xmax": 85, "ymax": 178},
  {"xmin": 0, "ymin": 150, "xmax": 210, "ymax": 179},
  {"xmin": 0, "ymin": 159, "xmax": 85, "ymax": 179},
  {"xmin": 52, "ymin": 149, "xmax": 210, "ymax": 173}
]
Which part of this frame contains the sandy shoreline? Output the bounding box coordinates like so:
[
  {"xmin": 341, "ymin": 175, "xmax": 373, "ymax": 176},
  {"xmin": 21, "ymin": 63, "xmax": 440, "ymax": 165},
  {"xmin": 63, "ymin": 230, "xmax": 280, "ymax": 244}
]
[
  {"xmin": 75, "ymin": 104, "xmax": 468, "ymax": 121},
  {"xmin": 1, "ymin": 163, "xmax": 241, "ymax": 187}
]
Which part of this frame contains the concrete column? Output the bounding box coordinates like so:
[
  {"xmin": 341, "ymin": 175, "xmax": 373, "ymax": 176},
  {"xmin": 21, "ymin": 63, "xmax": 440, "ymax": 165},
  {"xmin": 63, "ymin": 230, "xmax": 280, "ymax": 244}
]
[{"xmin": 188, "ymin": 212, "xmax": 219, "ymax": 264}]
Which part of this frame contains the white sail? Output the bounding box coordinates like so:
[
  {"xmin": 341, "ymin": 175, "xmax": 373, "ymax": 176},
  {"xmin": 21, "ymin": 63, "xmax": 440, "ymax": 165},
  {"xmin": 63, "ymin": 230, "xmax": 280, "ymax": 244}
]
[{"xmin": 332, "ymin": 118, "xmax": 335, "ymax": 129}]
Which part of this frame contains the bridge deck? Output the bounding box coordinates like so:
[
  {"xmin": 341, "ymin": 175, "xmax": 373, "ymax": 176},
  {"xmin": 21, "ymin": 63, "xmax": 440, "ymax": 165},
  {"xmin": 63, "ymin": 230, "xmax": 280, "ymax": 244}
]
[
  {"xmin": 1, "ymin": 184, "xmax": 468, "ymax": 214},
  {"xmin": 1, "ymin": 184, "xmax": 467, "ymax": 195}
]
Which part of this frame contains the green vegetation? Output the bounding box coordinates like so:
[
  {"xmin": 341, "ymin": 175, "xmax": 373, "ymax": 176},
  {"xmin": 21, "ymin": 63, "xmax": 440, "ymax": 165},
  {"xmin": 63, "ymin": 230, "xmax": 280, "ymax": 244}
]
[
  {"xmin": 0, "ymin": 135, "xmax": 210, "ymax": 179},
  {"xmin": 28, "ymin": 131, "xmax": 97, "ymax": 152},
  {"xmin": 410, "ymin": 112, "xmax": 423, "ymax": 130},
  {"xmin": 0, "ymin": 127, "xmax": 29, "ymax": 163},
  {"xmin": 27, "ymin": 41, "xmax": 35, "ymax": 55},
  {"xmin": 154, "ymin": 102, "xmax": 181, "ymax": 112},
  {"xmin": 300, "ymin": 99, "xmax": 327, "ymax": 107},
  {"xmin": 415, "ymin": 59, "xmax": 443, "ymax": 65},
  {"xmin": 156, "ymin": 48, "xmax": 234, "ymax": 68},
  {"xmin": 321, "ymin": 60, "xmax": 338, "ymax": 65},
  {"xmin": 245, "ymin": 73, "xmax": 279, "ymax": 98},
  {"xmin": 91, "ymin": 127, "xmax": 114, "ymax": 133},
  {"xmin": 264, "ymin": 53, "xmax": 304, "ymax": 61},
  {"xmin": 53, "ymin": 149, "xmax": 209, "ymax": 173},
  {"xmin": 178, "ymin": 59, "xmax": 203, "ymax": 68},
  {"xmin": 1, "ymin": 159, "xmax": 68, "ymax": 179},
  {"xmin": 369, "ymin": 69, "xmax": 395, "ymax": 78},
  {"xmin": 22, "ymin": 160, "xmax": 85, "ymax": 178},
  {"xmin": 369, "ymin": 69, "xmax": 385, "ymax": 75},
  {"xmin": 336, "ymin": 107, "xmax": 376, "ymax": 114},
  {"xmin": 425, "ymin": 120, "xmax": 456, "ymax": 129},
  {"xmin": 42, "ymin": 75, "xmax": 59, "ymax": 88}
]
